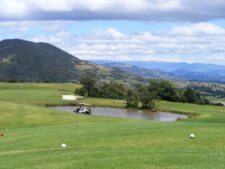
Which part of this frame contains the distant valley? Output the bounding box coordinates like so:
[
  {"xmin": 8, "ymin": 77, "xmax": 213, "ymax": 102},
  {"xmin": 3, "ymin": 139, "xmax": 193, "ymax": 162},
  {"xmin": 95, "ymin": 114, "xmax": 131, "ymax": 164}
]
[{"xmin": 89, "ymin": 60, "xmax": 225, "ymax": 83}]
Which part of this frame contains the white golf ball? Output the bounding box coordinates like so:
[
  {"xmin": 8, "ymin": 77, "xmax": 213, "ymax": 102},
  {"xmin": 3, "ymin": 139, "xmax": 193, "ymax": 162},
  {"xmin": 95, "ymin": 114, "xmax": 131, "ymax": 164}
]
[
  {"xmin": 190, "ymin": 133, "xmax": 195, "ymax": 139},
  {"xmin": 61, "ymin": 143, "xmax": 67, "ymax": 148}
]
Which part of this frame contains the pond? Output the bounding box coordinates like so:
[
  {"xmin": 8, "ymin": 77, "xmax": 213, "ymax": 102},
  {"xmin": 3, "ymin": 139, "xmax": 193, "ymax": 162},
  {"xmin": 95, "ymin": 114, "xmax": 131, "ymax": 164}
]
[{"xmin": 50, "ymin": 106, "xmax": 188, "ymax": 122}]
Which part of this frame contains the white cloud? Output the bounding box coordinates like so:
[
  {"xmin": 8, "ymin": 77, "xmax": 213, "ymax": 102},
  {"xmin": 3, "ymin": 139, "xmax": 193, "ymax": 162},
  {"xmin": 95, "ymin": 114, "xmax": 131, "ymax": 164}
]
[
  {"xmin": 30, "ymin": 0, "xmax": 151, "ymax": 12},
  {"xmin": 171, "ymin": 23, "xmax": 225, "ymax": 36},
  {"xmin": 0, "ymin": 20, "xmax": 73, "ymax": 33},
  {"xmin": 85, "ymin": 28, "xmax": 126, "ymax": 39},
  {"xmin": 0, "ymin": 0, "xmax": 27, "ymax": 16},
  {"xmin": 0, "ymin": 0, "xmax": 225, "ymax": 21},
  {"xmin": 31, "ymin": 0, "xmax": 74, "ymax": 11},
  {"xmin": 148, "ymin": 0, "xmax": 181, "ymax": 11},
  {"xmin": 1, "ymin": 21, "xmax": 225, "ymax": 65}
]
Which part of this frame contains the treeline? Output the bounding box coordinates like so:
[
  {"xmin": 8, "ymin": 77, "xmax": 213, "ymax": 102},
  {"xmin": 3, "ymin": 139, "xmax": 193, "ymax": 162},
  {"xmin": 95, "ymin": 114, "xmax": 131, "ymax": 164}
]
[
  {"xmin": 189, "ymin": 83, "xmax": 225, "ymax": 98},
  {"xmin": 76, "ymin": 74, "xmax": 210, "ymax": 110}
]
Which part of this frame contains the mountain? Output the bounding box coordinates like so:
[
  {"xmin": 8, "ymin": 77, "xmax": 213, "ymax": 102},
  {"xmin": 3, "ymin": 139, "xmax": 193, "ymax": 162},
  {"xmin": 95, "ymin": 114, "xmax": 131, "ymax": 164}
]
[
  {"xmin": 90, "ymin": 60, "xmax": 225, "ymax": 73},
  {"xmin": 0, "ymin": 39, "xmax": 80, "ymax": 82},
  {"xmin": 172, "ymin": 69, "xmax": 225, "ymax": 83},
  {"xmin": 89, "ymin": 60, "xmax": 225, "ymax": 83},
  {"xmin": 0, "ymin": 39, "xmax": 143, "ymax": 83},
  {"xmin": 103, "ymin": 62, "xmax": 175, "ymax": 80}
]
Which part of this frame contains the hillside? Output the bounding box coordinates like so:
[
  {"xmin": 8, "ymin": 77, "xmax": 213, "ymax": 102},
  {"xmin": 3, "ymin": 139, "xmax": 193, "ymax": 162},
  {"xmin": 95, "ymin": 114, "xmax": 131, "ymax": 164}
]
[
  {"xmin": 90, "ymin": 60, "xmax": 225, "ymax": 83},
  {"xmin": 0, "ymin": 39, "xmax": 143, "ymax": 83},
  {"xmin": 0, "ymin": 39, "xmax": 80, "ymax": 82},
  {"xmin": 103, "ymin": 62, "xmax": 175, "ymax": 80}
]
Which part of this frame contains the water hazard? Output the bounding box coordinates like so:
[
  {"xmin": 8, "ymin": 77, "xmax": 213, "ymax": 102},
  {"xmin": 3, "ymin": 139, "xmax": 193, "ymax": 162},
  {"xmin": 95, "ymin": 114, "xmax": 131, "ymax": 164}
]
[{"xmin": 50, "ymin": 106, "xmax": 188, "ymax": 122}]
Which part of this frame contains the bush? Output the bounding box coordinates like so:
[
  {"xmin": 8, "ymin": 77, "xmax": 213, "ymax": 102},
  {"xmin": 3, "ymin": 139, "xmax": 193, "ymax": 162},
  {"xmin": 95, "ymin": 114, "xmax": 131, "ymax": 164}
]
[{"xmin": 75, "ymin": 87, "xmax": 87, "ymax": 96}]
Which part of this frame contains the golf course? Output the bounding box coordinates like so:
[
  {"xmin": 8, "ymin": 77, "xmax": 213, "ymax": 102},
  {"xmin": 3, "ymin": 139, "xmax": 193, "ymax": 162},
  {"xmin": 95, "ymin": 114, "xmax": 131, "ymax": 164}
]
[{"xmin": 0, "ymin": 83, "xmax": 225, "ymax": 169}]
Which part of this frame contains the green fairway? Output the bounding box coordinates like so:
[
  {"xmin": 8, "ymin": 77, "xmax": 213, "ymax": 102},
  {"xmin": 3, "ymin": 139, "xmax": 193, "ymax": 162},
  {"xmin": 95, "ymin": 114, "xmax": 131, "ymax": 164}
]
[
  {"xmin": 0, "ymin": 83, "xmax": 81, "ymax": 105},
  {"xmin": 1, "ymin": 121, "xmax": 225, "ymax": 169},
  {"xmin": 0, "ymin": 83, "xmax": 225, "ymax": 169}
]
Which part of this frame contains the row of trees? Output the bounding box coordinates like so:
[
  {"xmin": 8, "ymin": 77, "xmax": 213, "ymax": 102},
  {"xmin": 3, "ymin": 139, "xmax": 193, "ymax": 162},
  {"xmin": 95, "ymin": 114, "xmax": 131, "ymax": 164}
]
[
  {"xmin": 76, "ymin": 73, "xmax": 210, "ymax": 110},
  {"xmin": 125, "ymin": 80, "xmax": 210, "ymax": 109},
  {"xmin": 189, "ymin": 83, "xmax": 225, "ymax": 98}
]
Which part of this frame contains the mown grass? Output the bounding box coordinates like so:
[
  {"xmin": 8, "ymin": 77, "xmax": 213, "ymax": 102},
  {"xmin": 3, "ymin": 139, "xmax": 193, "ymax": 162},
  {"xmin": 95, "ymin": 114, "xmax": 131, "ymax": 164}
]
[
  {"xmin": 0, "ymin": 83, "xmax": 225, "ymax": 169},
  {"xmin": 0, "ymin": 120, "xmax": 225, "ymax": 169},
  {"xmin": 0, "ymin": 83, "xmax": 80, "ymax": 105},
  {"xmin": 77, "ymin": 97, "xmax": 126, "ymax": 108},
  {"xmin": 159, "ymin": 101, "xmax": 225, "ymax": 123}
]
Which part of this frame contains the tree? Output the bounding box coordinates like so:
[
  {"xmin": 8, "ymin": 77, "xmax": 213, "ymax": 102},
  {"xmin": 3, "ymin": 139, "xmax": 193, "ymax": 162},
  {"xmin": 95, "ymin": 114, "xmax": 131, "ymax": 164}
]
[
  {"xmin": 157, "ymin": 80, "xmax": 180, "ymax": 101},
  {"xmin": 147, "ymin": 80, "xmax": 180, "ymax": 102},
  {"xmin": 80, "ymin": 73, "xmax": 96, "ymax": 97},
  {"xmin": 100, "ymin": 82, "xmax": 127, "ymax": 99},
  {"xmin": 126, "ymin": 89, "xmax": 138, "ymax": 108},
  {"xmin": 183, "ymin": 88, "xmax": 202, "ymax": 104},
  {"xmin": 137, "ymin": 86, "xmax": 155, "ymax": 110}
]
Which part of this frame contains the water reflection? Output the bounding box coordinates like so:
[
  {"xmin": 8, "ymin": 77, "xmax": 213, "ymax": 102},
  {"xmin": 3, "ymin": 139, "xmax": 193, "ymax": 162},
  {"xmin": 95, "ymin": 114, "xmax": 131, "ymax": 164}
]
[{"xmin": 50, "ymin": 106, "xmax": 188, "ymax": 122}]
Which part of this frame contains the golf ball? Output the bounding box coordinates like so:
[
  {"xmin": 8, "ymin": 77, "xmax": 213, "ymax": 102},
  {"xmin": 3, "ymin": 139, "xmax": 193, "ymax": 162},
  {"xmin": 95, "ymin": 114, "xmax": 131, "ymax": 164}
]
[
  {"xmin": 190, "ymin": 133, "xmax": 195, "ymax": 139},
  {"xmin": 61, "ymin": 143, "xmax": 67, "ymax": 148}
]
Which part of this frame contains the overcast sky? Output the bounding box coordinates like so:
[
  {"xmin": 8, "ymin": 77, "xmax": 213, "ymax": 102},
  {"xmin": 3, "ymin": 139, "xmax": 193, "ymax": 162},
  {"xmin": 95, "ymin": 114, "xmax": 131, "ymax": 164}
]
[{"xmin": 1, "ymin": 0, "xmax": 225, "ymax": 64}]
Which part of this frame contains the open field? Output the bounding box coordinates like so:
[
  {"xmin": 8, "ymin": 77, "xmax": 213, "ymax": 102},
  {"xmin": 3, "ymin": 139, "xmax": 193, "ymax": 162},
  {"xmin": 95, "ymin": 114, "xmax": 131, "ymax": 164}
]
[{"xmin": 0, "ymin": 83, "xmax": 225, "ymax": 169}]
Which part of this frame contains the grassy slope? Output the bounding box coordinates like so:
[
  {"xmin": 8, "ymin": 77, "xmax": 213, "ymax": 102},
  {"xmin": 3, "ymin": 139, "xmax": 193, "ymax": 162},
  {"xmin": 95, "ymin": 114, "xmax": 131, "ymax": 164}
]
[
  {"xmin": 0, "ymin": 83, "xmax": 125, "ymax": 107},
  {"xmin": 0, "ymin": 83, "xmax": 225, "ymax": 169},
  {"xmin": 0, "ymin": 83, "xmax": 80, "ymax": 105}
]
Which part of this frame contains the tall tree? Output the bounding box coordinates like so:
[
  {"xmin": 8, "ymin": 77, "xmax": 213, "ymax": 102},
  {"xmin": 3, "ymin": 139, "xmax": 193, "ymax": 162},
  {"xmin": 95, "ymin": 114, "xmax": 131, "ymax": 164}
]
[
  {"xmin": 80, "ymin": 73, "xmax": 96, "ymax": 97},
  {"xmin": 138, "ymin": 86, "xmax": 155, "ymax": 110},
  {"xmin": 126, "ymin": 89, "xmax": 138, "ymax": 108}
]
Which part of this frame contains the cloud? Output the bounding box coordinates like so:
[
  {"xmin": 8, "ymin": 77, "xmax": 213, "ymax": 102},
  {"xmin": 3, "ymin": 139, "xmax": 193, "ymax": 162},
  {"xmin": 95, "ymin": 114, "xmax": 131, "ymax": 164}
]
[
  {"xmin": 0, "ymin": 0, "xmax": 225, "ymax": 21},
  {"xmin": 1, "ymin": 21, "xmax": 225, "ymax": 65},
  {"xmin": 0, "ymin": 20, "xmax": 73, "ymax": 33},
  {"xmin": 0, "ymin": 0, "xmax": 27, "ymax": 17},
  {"xmin": 31, "ymin": 23, "xmax": 225, "ymax": 64},
  {"xmin": 170, "ymin": 23, "xmax": 225, "ymax": 36}
]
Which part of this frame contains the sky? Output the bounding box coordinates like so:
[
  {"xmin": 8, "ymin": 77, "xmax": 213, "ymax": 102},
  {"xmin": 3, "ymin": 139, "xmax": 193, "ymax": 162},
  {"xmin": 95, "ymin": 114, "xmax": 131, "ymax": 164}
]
[{"xmin": 1, "ymin": 0, "xmax": 225, "ymax": 65}]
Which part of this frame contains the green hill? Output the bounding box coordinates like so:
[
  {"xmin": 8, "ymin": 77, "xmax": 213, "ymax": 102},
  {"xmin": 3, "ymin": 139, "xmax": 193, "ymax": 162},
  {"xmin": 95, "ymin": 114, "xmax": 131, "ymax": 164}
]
[{"xmin": 0, "ymin": 39, "xmax": 143, "ymax": 83}]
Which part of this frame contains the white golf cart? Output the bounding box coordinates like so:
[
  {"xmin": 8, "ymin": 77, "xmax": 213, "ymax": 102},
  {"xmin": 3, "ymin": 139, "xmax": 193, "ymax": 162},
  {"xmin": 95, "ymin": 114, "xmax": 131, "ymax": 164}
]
[{"xmin": 75, "ymin": 103, "xmax": 91, "ymax": 114}]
